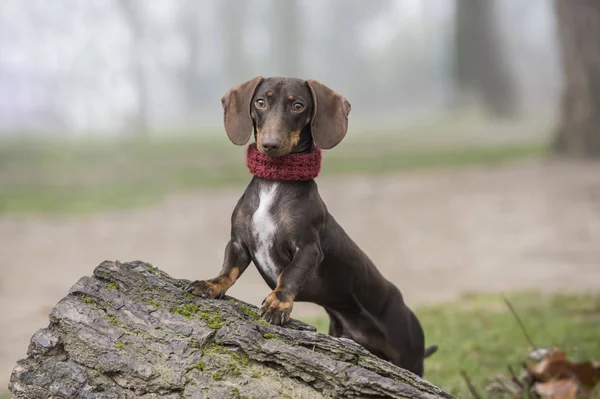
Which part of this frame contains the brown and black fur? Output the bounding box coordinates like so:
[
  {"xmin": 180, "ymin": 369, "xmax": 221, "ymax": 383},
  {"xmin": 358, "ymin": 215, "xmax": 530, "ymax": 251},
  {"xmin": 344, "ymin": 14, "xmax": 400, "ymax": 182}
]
[{"xmin": 185, "ymin": 76, "xmax": 437, "ymax": 377}]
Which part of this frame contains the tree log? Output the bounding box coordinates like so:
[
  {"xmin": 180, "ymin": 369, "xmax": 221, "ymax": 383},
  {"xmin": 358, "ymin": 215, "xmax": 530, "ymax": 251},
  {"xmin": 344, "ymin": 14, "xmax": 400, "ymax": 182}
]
[{"xmin": 9, "ymin": 260, "xmax": 453, "ymax": 399}]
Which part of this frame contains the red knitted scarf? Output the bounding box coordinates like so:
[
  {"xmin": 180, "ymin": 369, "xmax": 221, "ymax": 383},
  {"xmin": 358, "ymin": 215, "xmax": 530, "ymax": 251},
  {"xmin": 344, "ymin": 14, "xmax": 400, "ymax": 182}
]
[{"xmin": 246, "ymin": 143, "xmax": 322, "ymax": 181}]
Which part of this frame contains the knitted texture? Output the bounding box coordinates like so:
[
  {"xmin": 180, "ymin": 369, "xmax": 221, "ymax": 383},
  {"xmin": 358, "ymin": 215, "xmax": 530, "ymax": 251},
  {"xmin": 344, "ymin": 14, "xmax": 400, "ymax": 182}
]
[{"xmin": 246, "ymin": 143, "xmax": 322, "ymax": 181}]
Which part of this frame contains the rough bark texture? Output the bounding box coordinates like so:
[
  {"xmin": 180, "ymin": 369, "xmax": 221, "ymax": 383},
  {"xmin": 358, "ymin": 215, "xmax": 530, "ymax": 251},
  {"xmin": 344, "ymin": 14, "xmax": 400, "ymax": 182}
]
[
  {"xmin": 553, "ymin": 0, "xmax": 600, "ymax": 158},
  {"xmin": 9, "ymin": 260, "xmax": 452, "ymax": 399}
]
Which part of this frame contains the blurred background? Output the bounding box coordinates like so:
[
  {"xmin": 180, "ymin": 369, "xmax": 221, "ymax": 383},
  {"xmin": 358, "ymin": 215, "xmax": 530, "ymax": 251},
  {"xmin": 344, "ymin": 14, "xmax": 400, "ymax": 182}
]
[{"xmin": 1, "ymin": 0, "xmax": 599, "ymax": 396}]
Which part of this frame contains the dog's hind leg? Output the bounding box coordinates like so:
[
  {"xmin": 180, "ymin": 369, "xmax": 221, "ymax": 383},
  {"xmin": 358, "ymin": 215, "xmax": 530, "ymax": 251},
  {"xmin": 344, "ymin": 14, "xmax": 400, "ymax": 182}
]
[
  {"xmin": 326, "ymin": 302, "xmax": 402, "ymax": 367},
  {"xmin": 325, "ymin": 308, "xmax": 343, "ymax": 337}
]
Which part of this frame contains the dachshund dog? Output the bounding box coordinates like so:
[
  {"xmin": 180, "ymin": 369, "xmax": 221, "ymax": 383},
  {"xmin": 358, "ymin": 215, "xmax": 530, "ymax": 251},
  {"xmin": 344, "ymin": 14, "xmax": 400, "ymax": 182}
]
[{"xmin": 185, "ymin": 76, "xmax": 437, "ymax": 376}]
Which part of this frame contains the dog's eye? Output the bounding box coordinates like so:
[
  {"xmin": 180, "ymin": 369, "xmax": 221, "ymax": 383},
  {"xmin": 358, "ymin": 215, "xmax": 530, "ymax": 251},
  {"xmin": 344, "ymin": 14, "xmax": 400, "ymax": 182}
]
[
  {"xmin": 292, "ymin": 102, "xmax": 304, "ymax": 112},
  {"xmin": 255, "ymin": 99, "xmax": 266, "ymax": 109}
]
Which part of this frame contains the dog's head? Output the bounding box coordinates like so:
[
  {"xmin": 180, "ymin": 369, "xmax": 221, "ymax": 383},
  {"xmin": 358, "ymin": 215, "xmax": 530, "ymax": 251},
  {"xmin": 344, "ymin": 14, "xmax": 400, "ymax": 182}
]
[{"xmin": 221, "ymin": 76, "xmax": 351, "ymax": 157}]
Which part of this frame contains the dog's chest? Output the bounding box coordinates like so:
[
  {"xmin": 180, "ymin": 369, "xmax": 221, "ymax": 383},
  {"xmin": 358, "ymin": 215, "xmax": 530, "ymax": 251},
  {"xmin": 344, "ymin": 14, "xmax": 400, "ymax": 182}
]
[{"xmin": 251, "ymin": 183, "xmax": 280, "ymax": 281}]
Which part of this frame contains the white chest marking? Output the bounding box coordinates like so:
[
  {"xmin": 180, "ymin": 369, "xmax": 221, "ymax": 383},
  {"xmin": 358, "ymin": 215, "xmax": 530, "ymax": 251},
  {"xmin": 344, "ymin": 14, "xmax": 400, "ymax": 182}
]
[{"xmin": 252, "ymin": 184, "xmax": 279, "ymax": 281}]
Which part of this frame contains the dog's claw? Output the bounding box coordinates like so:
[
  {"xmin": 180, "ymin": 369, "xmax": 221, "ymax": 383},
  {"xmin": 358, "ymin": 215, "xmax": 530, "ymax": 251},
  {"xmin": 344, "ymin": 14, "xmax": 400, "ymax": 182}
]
[
  {"xmin": 261, "ymin": 307, "xmax": 271, "ymax": 320},
  {"xmin": 260, "ymin": 292, "xmax": 293, "ymax": 326},
  {"xmin": 259, "ymin": 304, "xmax": 289, "ymax": 326},
  {"xmin": 185, "ymin": 280, "xmax": 222, "ymax": 299}
]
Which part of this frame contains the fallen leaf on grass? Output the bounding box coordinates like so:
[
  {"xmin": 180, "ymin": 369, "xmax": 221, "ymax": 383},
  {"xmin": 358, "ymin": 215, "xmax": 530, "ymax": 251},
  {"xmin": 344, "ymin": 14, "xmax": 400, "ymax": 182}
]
[
  {"xmin": 528, "ymin": 348, "xmax": 600, "ymax": 387},
  {"xmin": 534, "ymin": 378, "xmax": 578, "ymax": 399}
]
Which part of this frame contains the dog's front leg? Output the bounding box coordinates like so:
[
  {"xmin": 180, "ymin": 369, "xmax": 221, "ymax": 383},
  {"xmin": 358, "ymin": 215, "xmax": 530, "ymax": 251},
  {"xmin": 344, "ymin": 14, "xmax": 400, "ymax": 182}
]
[
  {"xmin": 185, "ymin": 240, "xmax": 250, "ymax": 299},
  {"xmin": 260, "ymin": 242, "xmax": 322, "ymax": 325}
]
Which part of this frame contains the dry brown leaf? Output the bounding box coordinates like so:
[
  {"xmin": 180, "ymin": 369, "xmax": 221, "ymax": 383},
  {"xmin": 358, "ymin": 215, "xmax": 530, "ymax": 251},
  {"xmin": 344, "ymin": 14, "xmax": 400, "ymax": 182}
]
[
  {"xmin": 528, "ymin": 349, "xmax": 568, "ymax": 381},
  {"xmin": 567, "ymin": 361, "xmax": 600, "ymax": 388},
  {"xmin": 528, "ymin": 348, "xmax": 600, "ymax": 387},
  {"xmin": 534, "ymin": 378, "xmax": 579, "ymax": 399}
]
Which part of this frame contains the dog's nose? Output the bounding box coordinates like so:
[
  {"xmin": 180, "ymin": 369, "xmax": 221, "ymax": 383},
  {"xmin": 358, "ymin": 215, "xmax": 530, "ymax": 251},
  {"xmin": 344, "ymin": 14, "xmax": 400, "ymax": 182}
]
[{"xmin": 262, "ymin": 137, "xmax": 281, "ymax": 152}]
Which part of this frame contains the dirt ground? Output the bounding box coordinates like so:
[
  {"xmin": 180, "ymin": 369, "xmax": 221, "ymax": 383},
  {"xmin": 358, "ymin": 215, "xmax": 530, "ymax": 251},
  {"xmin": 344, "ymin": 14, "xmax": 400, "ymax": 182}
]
[{"xmin": 1, "ymin": 158, "xmax": 599, "ymax": 390}]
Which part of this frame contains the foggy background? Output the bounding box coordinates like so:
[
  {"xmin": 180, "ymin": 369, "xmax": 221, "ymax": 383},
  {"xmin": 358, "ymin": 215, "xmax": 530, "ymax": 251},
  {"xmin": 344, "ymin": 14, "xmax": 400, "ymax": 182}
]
[
  {"xmin": 1, "ymin": 0, "xmax": 560, "ymax": 135},
  {"xmin": 2, "ymin": 0, "xmax": 599, "ymax": 395}
]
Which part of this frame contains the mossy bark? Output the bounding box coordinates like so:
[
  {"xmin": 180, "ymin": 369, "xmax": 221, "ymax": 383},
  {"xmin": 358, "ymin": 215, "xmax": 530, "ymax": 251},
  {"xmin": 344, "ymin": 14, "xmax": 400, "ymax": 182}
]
[{"xmin": 9, "ymin": 260, "xmax": 452, "ymax": 399}]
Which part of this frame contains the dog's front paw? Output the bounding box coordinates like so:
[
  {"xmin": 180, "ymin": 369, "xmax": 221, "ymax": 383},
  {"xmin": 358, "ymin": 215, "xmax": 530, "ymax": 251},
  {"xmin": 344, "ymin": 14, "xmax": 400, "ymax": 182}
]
[
  {"xmin": 184, "ymin": 280, "xmax": 225, "ymax": 299},
  {"xmin": 260, "ymin": 291, "xmax": 294, "ymax": 326}
]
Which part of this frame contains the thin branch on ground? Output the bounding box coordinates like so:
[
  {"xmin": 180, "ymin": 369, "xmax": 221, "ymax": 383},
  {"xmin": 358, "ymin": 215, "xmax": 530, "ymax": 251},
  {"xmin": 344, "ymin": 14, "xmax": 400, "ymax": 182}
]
[
  {"xmin": 460, "ymin": 369, "xmax": 483, "ymax": 399},
  {"xmin": 503, "ymin": 295, "xmax": 538, "ymax": 350},
  {"xmin": 507, "ymin": 365, "xmax": 523, "ymax": 388}
]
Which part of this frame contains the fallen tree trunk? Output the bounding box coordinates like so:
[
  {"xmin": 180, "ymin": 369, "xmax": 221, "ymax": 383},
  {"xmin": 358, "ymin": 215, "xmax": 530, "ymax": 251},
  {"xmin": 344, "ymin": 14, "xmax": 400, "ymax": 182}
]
[{"xmin": 9, "ymin": 260, "xmax": 453, "ymax": 399}]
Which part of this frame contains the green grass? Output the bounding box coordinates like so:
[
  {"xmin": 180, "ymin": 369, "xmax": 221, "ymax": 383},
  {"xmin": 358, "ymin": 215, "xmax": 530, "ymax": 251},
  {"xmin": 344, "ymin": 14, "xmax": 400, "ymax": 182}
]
[
  {"xmin": 298, "ymin": 292, "xmax": 600, "ymax": 398},
  {"xmin": 322, "ymin": 142, "xmax": 547, "ymax": 175},
  {"xmin": 0, "ymin": 119, "xmax": 551, "ymax": 215}
]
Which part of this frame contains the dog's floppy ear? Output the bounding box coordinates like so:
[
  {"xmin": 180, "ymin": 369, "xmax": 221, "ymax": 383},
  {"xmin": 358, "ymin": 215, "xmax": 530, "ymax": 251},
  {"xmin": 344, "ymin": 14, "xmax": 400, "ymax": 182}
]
[
  {"xmin": 221, "ymin": 76, "xmax": 264, "ymax": 145},
  {"xmin": 306, "ymin": 80, "xmax": 351, "ymax": 149}
]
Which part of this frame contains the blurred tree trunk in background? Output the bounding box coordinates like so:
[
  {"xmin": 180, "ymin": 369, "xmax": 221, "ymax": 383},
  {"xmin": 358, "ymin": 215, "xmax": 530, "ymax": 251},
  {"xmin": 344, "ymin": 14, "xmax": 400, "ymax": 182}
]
[
  {"xmin": 326, "ymin": 0, "xmax": 391, "ymax": 104},
  {"xmin": 178, "ymin": 0, "xmax": 203, "ymax": 117},
  {"xmin": 118, "ymin": 0, "xmax": 150, "ymax": 137},
  {"xmin": 272, "ymin": 0, "xmax": 299, "ymax": 77},
  {"xmin": 453, "ymin": 0, "xmax": 518, "ymax": 118},
  {"xmin": 553, "ymin": 0, "xmax": 600, "ymax": 158},
  {"xmin": 328, "ymin": 1, "xmax": 364, "ymax": 96},
  {"xmin": 222, "ymin": 0, "xmax": 247, "ymax": 85}
]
